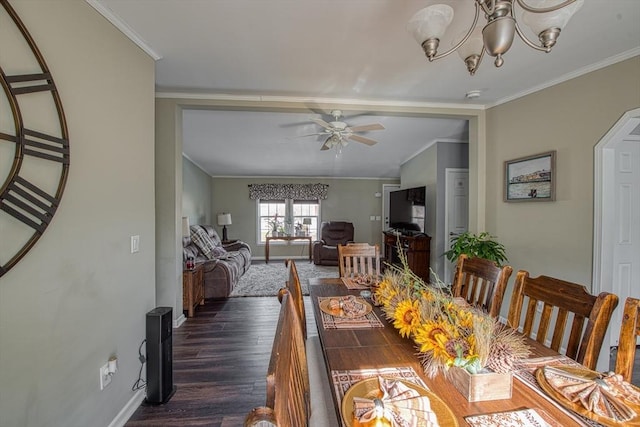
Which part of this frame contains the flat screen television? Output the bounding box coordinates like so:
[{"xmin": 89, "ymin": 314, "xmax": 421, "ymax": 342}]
[{"xmin": 388, "ymin": 186, "xmax": 426, "ymax": 235}]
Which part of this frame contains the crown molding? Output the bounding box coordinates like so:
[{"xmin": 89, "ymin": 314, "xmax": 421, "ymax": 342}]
[
  {"xmin": 85, "ymin": 0, "xmax": 162, "ymax": 60},
  {"xmin": 156, "ymin": 92, "xmax": 486, "ymax": 112},
  {"xmin": 489, "ymin": 48, "xmax": 640, "ymax": 108}
]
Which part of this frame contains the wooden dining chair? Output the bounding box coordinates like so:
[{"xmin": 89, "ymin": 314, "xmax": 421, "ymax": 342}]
[
  {"xmin": 245, "ymin": 290, "xmax": 310, "ymax": 427},
  {"xmin": 280, "ymin": 259, "xmax": 306, "ymax": 340},
  {"xmin": 615, "ymin": 297, "xmax": 640, "ymax": 382},
  {"xmin": 507, "ymin": 271, "xmax": 618, "ymax": 370},
  {"xmin": 451, "ymin": 254, "xmax": 513, "ymax": 318},
  {"xmin": 337, "ymin": 243, "xmax": 380, "ymax": 278}
]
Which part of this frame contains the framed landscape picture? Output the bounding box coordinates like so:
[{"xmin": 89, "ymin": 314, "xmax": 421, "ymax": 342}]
[{"xmin": 504, "ymin": 151, "xmax": 556, "ymax": 202}]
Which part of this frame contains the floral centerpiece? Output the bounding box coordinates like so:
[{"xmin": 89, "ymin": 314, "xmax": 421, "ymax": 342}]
[{"xmin": 374, "ymin": 247, "xmax": 529, "ymax": 379}]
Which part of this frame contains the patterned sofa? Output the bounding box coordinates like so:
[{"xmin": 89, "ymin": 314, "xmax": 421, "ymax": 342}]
[{"xmin": 183, "ymin": 225, "xmax": 251, "ymax": 298}]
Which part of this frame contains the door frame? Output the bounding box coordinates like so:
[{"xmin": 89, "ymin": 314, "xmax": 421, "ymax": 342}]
[{"xmin": 593, "ymin": 107, "xmax": 640, "ymax": 295}]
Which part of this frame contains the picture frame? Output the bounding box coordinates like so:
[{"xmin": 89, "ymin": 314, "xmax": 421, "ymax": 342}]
[{"xmin": 504, "ymin": 150, "xmax": 556, "ymax": 202}]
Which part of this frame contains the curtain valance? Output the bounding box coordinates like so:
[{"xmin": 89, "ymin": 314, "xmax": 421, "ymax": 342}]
[{"xmin": 248, "ymin": 183, "xmax": 329, "ymax": 200}]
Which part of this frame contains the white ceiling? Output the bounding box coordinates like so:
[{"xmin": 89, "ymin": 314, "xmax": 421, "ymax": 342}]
[{"xmin": 91, "ymin": 0, "xmax": 640, "ymax": 178}]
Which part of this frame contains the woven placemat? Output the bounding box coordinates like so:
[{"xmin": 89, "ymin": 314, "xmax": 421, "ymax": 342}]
[
  {"xmin": 318, "ymin": 297, "xmax": 384, "ymax": 329},
  {"xmin": 465, "ymin": 408, "xmax": 563, "ymax": 427},
  {"xmin": 331, "ymin": 366, "xmax": 429, "ymax": 427},
  {"xmin": 514, "ymin": 356, "xmax": 601, "ymax": 427},
  {"xmin": 341, "ymin": 277, "xmax": 370, "ymax": 290}
]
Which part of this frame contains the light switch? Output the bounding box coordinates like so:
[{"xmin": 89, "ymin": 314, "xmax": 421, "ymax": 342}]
[
  {"xmin": 375, "ymin": 216, "xmax": 381, "ymax": 221},
  {"xmin": 131, "ymin": 235, "xmax": 140, "ymax": 253},
  {"xmin": 369, "ymin": 216, "xmax": 375, "ymax": 221}
]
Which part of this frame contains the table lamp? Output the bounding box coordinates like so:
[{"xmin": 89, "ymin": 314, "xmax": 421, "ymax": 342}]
[{"xmin": 217, "ymin": 213, "xmax": 232, "ymax": 242}]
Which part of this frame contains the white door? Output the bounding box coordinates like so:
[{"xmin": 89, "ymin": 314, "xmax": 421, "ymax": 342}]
[
  {"xmin": 382, "ymin": 184, "xmax": 400, "ymax": 256},
  {"xmin": 444, "ymin": 169, "xmax": 469, "ymax": 284},
  {"xmin": 610, "ymin": 137, "xmax": 640, "ymax": 347},
  {"xmin": 593, "ymin": 110, "xmax": 640, "ymax": 372}
]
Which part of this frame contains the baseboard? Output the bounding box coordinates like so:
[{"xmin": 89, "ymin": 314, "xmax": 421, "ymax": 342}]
[
  {"xmin": 107, "ymin": 389, "xmax": 145, "ymax": 427},
  {"xmin": 174, "ymin": 313, "xmax": 186, "ymax": 328}
]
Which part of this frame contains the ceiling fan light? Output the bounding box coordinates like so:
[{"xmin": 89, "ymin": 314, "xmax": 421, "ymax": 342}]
[
  {"xmin": 522, "ymin": 0, "xmax": 584, "ymax": 43},
  {"xmin": 406, "ymin": 4, "xmax": 454, "ymax": 45}
]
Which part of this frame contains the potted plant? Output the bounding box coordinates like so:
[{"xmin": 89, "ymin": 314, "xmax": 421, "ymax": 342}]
[
  {"xmin": 444, "ymin": 232, "xmax": 507, "ymax": 266},
  {"xmin": 267, "ymin": 214, "xmax": 280, "ymax": 237}
]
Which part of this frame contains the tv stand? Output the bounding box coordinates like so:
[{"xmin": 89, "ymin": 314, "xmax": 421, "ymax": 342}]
[{"xmin": 383, "ymin": 231, "xmax": 431, "ymax": 283}]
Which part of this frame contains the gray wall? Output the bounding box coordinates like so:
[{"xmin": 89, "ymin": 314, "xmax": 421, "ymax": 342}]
[
  {"xmin": 0, "ymin": 2, "xmax": 156, "ymax": 426},
  {"xmin": 400, "ymin": 142, "xmax": 469, "ymax": 280},
  {"xmin": 183, "ymin": 156, "xmax": 213, "ymax": 225},
  {"xmin": 209, "ymin": 177, "xmax": 399, "ymax": 259}
]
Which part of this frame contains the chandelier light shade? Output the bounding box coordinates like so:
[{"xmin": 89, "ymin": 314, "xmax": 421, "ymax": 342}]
[
  {"xmin": 217, "ymin": 213, "xmax": 232, "ymax": 242},
  {"xmin": 407, "ymin": 0, "xmax": 584, "ymax": 75}
]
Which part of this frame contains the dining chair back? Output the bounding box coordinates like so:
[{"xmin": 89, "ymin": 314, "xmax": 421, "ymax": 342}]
[
  {"xmin": 244, "ymin": 290, "xmax": 310, "ymax": 427},
  {"xmin": 615, "ymin": 297, "xmax": 640, "ymax": 382},
  {"xmin": 507, "ymin": 271, "xmax": 618, "ymax": 370},
  {"xmin": 337, "ymin": 243, "xmax": 380, "ymax": 279},
  {"xmin": 281, "ymin": 259, "xmax": 306, "ymax": 340},
  {"xmin": 451, "ymin": 254, "xmax": 513, "ymax": 318}
]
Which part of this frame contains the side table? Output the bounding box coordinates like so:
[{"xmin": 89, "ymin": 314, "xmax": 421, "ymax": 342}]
[{"xmin": 183, "ymin": 263, "xmax": 205, "ymax": 317}]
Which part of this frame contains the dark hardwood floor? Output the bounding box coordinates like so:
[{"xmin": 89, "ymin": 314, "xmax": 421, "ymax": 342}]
[
  {"xmin": 126, "ymin": 296, "xmax": 317, "ymax": 427},
  {"xmin": 126, "ymin": 296, "xmax": 639, "ymax": 426}
]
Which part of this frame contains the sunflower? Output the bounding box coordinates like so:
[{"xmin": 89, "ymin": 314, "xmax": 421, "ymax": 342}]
[
  {"xmin": 392, "ymin": 299, "xmax": 422, "ymax": 338},
  {"xmin": 453, "ymin": 308, "xmax": 476, "ymax": 330},
  {"xmin": 414, "ymin": 320, "xmax": 457, "ymax": 364}
]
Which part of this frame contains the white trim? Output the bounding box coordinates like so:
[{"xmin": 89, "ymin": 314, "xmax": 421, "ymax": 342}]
[
  {"xmin": 85, "ymin": 0, "xmax": 162, "ymax": 60},
  {"xmin": 489, "ymin": 49, "xmax": 640, "ymax": 108},
  {"xmin": 156, "ymin": 92, "xmax": 486, "ymax": 111},
  {"xmin": 174, "ymin": 313, "xmax": 186, "ymax": 328},
  {"xmin": 107, "ymin": 389, "xmax": 145, "ymax": 427},
  {"xmin": 592, "ymin": 107, "xmax": 640, "ymax": 295},
  {"xmin": 593, "ymin": 108, "xmax": 640, "ymax": 371}
]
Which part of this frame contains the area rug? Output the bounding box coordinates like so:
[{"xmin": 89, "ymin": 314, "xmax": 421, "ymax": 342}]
[{"xmin": 230, "ymin": 261, "xmax": 338, "ymax": 297}]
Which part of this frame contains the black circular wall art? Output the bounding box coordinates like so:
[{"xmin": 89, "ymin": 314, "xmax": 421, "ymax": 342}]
[{"xmin": 0, "ymin": 0, "xmax": 70, "ymax": 278}]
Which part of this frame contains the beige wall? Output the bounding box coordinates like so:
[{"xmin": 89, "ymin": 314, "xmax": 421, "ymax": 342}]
[
  {"xmin": 209, "ymin": 177, "xmax": 399, "ymax": 259},
  {"xmin": 486, "ymin": 57, "xmax": 640, "ymax": 318},
  {"xmin": 0, "ymin": 2, "xmax": 156, "ymax": 427}
]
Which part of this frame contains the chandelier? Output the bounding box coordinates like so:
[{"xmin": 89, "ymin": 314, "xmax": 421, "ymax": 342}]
[{"xmin": 407, "ymin": 0, "xmax": 584, "ymax": 75}]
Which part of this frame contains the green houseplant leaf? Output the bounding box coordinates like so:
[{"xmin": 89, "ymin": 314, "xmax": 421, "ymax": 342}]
[{"xmin": 444, "ymin": 232, "xmax": 508, "ymax": 266}]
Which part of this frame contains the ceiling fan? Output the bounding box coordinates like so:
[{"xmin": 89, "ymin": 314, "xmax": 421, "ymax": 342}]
[{"xmin": 300, "ymin": 110, "xmax": 385, "ymax": 151}]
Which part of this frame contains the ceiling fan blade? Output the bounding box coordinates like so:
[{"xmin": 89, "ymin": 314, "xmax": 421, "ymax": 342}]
[
  {"xmin": 348, "ymin": 134, "xmax": 378, "ymax": 146},
  {"xmin": 294, "ymin": 132, "xmax": 327, "ymax": 138},
  {"xmin": 312, "ymin": 118, "xmax": 332, "ymax": 129},
  {"xmin": 320, "ymin": 141, "xmax": 331, "ymax": 150},
  {"xmin": 348, "ymin": 123, "xmax": 385, "ymax": 132}
]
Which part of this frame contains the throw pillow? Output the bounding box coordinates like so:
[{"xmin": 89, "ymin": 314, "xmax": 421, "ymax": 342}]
[{"xmin": 190, "ymin": 226, "xmax": 217, "ymax": 260}]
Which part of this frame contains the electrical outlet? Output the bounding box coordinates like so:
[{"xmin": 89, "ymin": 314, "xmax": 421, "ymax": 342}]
[{"xmin": 99, "ymin": 363, "xmax": 112, "ymax": 390}]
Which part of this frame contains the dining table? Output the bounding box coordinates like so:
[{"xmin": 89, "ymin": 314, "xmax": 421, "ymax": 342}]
[{"xmin": 309, "ymin": 277, "xmax": 596, "ymax": 427}]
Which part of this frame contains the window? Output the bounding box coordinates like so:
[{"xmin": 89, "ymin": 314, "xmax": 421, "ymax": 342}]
[{"xmin": 258, "ymin": 199, "xmax": 320, "ymax": 243}]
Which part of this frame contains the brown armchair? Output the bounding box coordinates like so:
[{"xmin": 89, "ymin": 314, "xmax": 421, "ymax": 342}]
[{"xmin": 312, "ymin": 221, "xmax": 354, "ymax": 266}]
